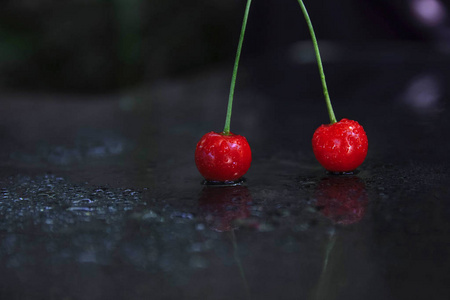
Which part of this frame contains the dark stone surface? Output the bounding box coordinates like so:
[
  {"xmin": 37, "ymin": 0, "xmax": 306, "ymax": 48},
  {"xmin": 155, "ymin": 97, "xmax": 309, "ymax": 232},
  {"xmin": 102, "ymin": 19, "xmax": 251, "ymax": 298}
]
[{"xmin": 1, "ymin": 43, "xmax": 450, "ymax": 299}]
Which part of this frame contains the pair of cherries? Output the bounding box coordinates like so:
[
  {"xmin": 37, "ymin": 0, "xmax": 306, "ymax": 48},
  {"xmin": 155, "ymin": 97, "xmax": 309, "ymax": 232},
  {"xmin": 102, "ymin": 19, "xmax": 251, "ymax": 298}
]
[
  {"xmin": 195, "ymin": 0, "xmax": 368, "ymax": 183},
  {"xmin": 195, "ymin": 119, "xmax": 368, "ymax": 183}
]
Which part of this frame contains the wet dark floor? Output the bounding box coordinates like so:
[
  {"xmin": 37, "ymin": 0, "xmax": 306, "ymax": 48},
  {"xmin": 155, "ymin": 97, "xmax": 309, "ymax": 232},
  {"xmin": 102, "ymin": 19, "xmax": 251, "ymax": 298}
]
[{"xmin": 1, "ymin": 42, "xmax": 450, "ymax": 299}]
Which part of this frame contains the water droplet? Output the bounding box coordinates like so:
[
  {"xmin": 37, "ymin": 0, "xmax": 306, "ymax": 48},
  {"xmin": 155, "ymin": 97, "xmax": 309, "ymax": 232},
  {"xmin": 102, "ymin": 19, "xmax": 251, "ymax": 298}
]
[
  {"xmin": 72, "ymin": 198, "xmax": 94, "ymax": 205},
  {"xmin": 67, "ymin": 207, "xmax": 95, "ymax": 212},
  {"xmin": 196, "ymin": 223, "xmax": 205, "ymax": 231},
  {"xmin": 142, "ymin": 210, "xmax": 159, "ymax": 219},
  {"xmin": 170, "ymin": 212, "xmax": 194, "ymax": 220}
]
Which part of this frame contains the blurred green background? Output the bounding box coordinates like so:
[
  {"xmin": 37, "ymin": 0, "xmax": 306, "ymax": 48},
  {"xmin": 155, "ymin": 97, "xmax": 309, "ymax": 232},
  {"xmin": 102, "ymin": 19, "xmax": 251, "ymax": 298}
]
[
  {"xmin": 0, "ymin": 0, "xmax": 243, "ymax": 92},
  {"xmin": 0, "ymin": 0, "xmax": 445, "ymax": 93}
]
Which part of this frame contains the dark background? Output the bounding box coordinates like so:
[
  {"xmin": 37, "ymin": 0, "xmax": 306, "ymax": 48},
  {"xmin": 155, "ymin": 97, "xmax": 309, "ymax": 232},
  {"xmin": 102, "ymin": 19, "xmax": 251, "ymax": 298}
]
[
  {"xmin": 1, "ymin": 0, "xmax": 449, "ymax": 93},
  {"xmin": 1, "ymin": 2, "xmax": 450, "ymax": 299}
]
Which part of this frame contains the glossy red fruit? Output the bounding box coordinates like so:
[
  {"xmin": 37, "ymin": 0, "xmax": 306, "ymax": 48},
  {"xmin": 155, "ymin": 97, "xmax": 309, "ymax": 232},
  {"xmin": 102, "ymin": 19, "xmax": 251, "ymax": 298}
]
[
  {"xmin": 195, "ymin": 131, "xmax": 252, "ymax": 182},
  {"xmin": 312, "ymin": 118, "xmax": 368, "ymax": 172}
]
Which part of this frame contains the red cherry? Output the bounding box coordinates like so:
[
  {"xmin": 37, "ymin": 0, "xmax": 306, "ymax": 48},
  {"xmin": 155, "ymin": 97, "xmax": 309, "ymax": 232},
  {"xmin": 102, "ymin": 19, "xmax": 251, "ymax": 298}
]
[
  {"xmin": 312, "ymin": 119, "xmax": 368, "ymax": 172},
  {"xmin": 195, "ymin": 131, "xmax": 252, "ymax": 182}
]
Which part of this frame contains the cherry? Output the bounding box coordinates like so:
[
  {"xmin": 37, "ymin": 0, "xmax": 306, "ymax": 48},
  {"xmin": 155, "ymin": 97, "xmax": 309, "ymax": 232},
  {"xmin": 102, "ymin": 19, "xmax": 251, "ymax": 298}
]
[
  {"xmin": 195, "ymin": 0, "xmax": 253, "ymax": 183},
  {"xmin": 195, "ymin": 132, "xmax": 252, "ymax": 182},
  {"xmin": 296, "ymin": 0, "xmax": 368, "ymax": 172},
  {"xmin": 312, "ymin": 119, "xmax": 368, "ymax": 172}
]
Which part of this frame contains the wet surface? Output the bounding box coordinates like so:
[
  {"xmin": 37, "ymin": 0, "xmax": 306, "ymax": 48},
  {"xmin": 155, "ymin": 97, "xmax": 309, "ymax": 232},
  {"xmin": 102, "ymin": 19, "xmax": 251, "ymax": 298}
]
[{"xmin": 1, "ymin": 43, "xmax": 450, "ymax": 299}]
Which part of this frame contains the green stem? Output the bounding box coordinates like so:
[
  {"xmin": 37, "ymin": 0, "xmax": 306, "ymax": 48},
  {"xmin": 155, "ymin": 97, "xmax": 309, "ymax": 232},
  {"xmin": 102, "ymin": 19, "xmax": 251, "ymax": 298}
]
[
  {"xmin": 223, "ymin": 0, "xmax": 252, "ymax": 135},
  {"xmin": 296, "ymin": 0, "xmax": 337, "ymax": 124}
]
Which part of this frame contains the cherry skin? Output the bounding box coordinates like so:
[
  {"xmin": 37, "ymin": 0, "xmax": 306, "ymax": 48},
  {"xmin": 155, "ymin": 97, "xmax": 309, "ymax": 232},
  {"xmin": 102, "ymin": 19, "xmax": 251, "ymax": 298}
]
[
  {"xmin": 195, "ymin": 131, "xmax": 252, "ymax": 182},
  {"xmin": 312, "ymin": 118, "xmax": 368, "ymax": 172}
]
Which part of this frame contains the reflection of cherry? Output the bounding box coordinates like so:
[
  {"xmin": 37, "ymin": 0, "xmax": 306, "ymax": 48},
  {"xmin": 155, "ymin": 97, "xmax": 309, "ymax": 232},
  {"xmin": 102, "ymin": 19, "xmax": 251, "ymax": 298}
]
[
  {"xmin": 198, "ymin": 185, "xmax": 251, "ymax": 232},
  {"xmin": 315, "ymin": 176, "xmax": 368, "ymax": 225}
]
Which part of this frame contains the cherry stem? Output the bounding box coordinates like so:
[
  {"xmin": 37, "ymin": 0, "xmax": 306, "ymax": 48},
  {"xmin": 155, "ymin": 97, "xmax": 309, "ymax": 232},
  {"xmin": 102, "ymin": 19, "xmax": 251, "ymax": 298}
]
[
  {"xmin": 296, "ymin": 0, "xmax": 337, "ymax": 124},
  {"xmin": 223, "ymin": 0, "xmax": 252, "ymax": 135}
]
